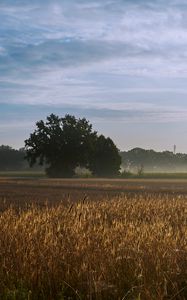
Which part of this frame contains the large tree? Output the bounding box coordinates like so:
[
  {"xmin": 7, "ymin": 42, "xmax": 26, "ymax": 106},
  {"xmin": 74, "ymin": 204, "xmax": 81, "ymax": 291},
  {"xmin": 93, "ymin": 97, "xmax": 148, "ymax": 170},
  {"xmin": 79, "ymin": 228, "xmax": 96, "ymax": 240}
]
[
  {"xmin": 25, "ymin": 114, "xmax": 97, "ymax": 177},
  {"xmin": 90, "ymin": 135, "xmax": 121, "ymax": 177},
  {"xmin": 25, "ymin": 114, "xmax": 121, "ymax": 177}
]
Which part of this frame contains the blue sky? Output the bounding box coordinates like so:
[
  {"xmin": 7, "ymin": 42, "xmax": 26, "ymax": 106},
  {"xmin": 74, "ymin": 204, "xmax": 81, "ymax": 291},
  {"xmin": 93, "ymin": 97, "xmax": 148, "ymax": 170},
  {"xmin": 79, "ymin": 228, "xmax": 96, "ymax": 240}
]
[{"xmin": 1, "ymin": 0, "xmax": 187, "ymax": 152}]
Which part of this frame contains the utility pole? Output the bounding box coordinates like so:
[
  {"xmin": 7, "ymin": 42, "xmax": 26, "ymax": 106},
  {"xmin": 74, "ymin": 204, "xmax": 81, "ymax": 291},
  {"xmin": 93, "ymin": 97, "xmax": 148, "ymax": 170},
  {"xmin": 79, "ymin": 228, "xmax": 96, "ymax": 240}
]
[{"xmin": 173, "ymin": 145, "xmax": 176, "ymax": 155}]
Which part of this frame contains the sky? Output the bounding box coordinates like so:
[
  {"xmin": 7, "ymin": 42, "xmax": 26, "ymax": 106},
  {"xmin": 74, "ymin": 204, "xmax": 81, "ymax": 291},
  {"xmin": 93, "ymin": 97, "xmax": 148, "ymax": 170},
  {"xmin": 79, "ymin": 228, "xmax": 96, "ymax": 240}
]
[{"xmin": 1, "ymin": 0, "xmax": 187, "ymax": 152}]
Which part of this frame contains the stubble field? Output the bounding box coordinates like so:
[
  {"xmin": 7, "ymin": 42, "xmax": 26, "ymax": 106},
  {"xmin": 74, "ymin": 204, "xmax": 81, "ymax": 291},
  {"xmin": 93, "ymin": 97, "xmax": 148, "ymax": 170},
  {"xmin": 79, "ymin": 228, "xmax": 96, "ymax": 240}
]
[{"xmin": 0, "ymin": 178, "xmax": 186, "ymax": 300}]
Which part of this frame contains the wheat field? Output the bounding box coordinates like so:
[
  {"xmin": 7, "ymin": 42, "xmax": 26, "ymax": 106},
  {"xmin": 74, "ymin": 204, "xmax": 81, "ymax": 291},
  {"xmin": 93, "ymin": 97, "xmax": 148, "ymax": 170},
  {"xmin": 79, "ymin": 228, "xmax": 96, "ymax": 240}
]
[{"xmin": 0, "ymin": 192, "xmax": 186, "ymax": 300}]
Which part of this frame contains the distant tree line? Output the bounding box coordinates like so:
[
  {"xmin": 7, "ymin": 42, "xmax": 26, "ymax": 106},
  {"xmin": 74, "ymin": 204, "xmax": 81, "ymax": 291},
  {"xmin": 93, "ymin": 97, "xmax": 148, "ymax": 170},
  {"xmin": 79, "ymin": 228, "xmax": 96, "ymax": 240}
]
[
  {"xmin": 1, "ymin": 145, "xmax": 187, "ymax": 175},
  {"xmin": 121, "ymin": 148, "xmax": 187, "ymax": 173},
  {"xmin": 0, "ymin": 145, "xmax": 43, "ymax": 171},
  {"xmin": 0, "ymin": 145, "xmax": 26, "ymax": 171},
  {"xmin": 1, "ymin": 116, "xmax": 187, "ymax": 175}
]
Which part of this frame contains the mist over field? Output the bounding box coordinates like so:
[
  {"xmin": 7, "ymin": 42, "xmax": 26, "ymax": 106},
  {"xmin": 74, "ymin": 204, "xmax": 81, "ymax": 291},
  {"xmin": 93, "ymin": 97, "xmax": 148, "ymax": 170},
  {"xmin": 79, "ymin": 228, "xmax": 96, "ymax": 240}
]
[
  {"xmin": 121, "ymin": 148, "xmax": 187, "ymax": 173},
  {"xmin": 1, "ymin": 144, "xmax": 187, "ymax": 175}
]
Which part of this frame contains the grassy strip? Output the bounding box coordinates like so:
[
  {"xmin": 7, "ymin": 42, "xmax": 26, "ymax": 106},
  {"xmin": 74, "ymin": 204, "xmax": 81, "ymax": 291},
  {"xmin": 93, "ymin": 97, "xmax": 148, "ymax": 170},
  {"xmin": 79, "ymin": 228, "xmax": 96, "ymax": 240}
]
[
  {"xmin": 1, "ymin": 170, "xmax": 187, "ymax": 179},
  {"xmin": 0, "ymin": 171, "xmax": 46, "ymax": 178},
  {"xmin": 140, "ymin": 172, "xmax": 187, "ymax": 179},
  {"xmin": 121, "ymin": 172, "xmax": 187, "ymax": 179}
]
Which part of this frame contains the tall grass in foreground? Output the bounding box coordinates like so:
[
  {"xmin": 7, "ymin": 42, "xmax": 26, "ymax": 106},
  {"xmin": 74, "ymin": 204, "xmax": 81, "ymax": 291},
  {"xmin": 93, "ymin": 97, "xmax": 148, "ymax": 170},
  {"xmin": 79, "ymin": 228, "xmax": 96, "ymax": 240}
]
[{"xmin": 0, "ymin": 195, "xmax": 187, "ymax": 299}]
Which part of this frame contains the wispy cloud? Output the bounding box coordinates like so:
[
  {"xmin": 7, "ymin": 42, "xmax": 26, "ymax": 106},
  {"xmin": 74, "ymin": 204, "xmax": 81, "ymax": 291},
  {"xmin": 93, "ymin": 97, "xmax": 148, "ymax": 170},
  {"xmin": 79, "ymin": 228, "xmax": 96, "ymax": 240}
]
[
  {"xmin": 1, "ymin": 0, "xmax": 187, "ymax": 95},
  {"xmin": 1, "ymin": 0, "xmax": 187, "ymax": 149},
  {"xmin": 1, "ymin": 102, "xmax": 187, "ymax": 128}
]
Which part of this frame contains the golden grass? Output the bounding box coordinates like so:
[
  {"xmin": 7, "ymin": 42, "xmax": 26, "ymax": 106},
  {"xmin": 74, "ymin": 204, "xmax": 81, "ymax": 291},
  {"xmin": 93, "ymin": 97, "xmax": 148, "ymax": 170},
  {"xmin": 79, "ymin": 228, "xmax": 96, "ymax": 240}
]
[{"xmin": 0, "ymin": 194, "xmax": 187, "ymax": 299}]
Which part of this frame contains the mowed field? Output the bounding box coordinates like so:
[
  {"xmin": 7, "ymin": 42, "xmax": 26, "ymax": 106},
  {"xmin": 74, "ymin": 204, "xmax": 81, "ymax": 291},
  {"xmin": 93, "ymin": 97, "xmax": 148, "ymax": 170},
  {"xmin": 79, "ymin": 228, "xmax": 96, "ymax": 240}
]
[
  {"xmin": 1, "ymin": 177, "xmax": 187, "ymax": 206},
  {"xmin": 0, "ymin": 178, "xmax": 187, "ymax": 299}
]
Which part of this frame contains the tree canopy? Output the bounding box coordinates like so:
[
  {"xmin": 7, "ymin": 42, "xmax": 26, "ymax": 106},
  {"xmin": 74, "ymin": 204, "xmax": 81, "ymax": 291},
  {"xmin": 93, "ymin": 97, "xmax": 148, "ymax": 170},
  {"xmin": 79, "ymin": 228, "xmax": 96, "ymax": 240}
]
[
  {"xmin": 90, "ymin": 135, "xmax": 121, "ymax": 177},
  {"xmin": 25, "ymin": 114, "xmax": 121, "ymax": 177},
  {"xmin": 0, "ymin": 145, "xmax": 25, "ymax": 171},
  {"xmin": 121, "ymin": 148, "xmax": 187, "ymax": 173}
]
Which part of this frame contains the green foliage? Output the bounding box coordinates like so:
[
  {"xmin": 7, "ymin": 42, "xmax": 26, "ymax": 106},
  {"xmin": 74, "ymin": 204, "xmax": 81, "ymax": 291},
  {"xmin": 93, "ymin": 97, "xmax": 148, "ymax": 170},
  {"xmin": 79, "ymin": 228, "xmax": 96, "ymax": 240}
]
[
  {"xmin": 90, "ymin": 135, "xmax": 121, "ymax": 177},
  {"xmin": 0, "ymin": 145, "xmax": 25, "ymax": 171},
  {"xmin": 121, "ymin": 147, "xmax": 187, "ymax": 173},
  {"xmin": 25, "ymin": 114, "xmax": 121, "ymax": 178},
  {"xmin": 25, "ymin": 114, "xmax": 97, "ymax": 177}
]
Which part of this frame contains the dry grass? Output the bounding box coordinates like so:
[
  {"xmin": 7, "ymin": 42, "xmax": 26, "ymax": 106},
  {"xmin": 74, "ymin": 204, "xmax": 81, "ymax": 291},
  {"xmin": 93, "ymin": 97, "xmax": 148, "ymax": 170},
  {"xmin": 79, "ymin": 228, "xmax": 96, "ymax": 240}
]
[{"xmin": 0, "ymin": 193, "xmax": 186, "ymax": 299}]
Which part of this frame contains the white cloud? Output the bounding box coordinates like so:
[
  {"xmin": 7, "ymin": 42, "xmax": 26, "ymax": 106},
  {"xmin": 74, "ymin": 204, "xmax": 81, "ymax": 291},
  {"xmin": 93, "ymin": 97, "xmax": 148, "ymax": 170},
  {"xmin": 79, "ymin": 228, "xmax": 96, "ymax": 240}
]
[
  {"xmin": 1, "ymin": 0, "xmax": 187, "ymax": 118},
  {"xmin": 2, "ymin": 0, "xmax": 187, "ymax": 150}
]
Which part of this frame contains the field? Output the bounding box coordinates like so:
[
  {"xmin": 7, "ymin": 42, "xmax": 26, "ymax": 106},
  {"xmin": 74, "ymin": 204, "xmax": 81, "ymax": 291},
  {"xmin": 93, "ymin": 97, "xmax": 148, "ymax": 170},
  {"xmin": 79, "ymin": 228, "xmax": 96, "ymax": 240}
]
[{"xmin": 0, "ymin": 178, "xmax": 187, "ymax": 299}]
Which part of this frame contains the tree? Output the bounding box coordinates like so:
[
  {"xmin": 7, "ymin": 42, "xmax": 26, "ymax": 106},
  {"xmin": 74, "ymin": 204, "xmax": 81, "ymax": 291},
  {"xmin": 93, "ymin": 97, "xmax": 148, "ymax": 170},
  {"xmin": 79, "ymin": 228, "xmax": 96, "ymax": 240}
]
[
  {"xmin": 0, "ymin": 145, "xmax": 25, "ymax": 171},
  {"xmin": 25, "ymin": 114, "xmax": 97, "ymax": 177},
  {"xmin": 90, "ymin": 135, "xmax": 121, "ymax": 177},
  {"xmin": 120, "ymin": 148, "xmax": 187, "ymax": 173},
  {"xmin": 25, "ymin": 114, "xmax": 122, "ymax": 178}
]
